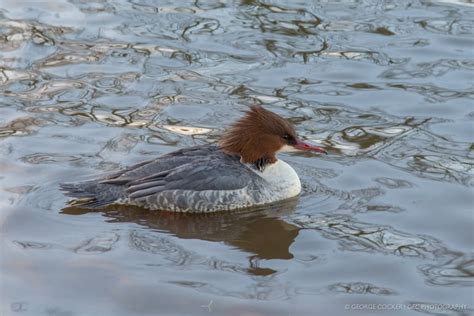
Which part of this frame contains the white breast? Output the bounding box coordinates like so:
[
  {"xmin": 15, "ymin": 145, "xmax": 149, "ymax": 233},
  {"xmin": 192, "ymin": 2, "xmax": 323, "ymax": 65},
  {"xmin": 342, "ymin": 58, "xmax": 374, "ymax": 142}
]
[{"xmin": 254, "ymin": 159, "xmax": 302, "ymax": 200}]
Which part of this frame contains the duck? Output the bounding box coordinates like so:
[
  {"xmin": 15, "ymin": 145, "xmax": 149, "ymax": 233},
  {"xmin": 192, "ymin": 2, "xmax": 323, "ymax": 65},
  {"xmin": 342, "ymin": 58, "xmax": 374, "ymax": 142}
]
[{"xmin": 60, "ymin": 105, "xmax": 327, "ymax": 213}]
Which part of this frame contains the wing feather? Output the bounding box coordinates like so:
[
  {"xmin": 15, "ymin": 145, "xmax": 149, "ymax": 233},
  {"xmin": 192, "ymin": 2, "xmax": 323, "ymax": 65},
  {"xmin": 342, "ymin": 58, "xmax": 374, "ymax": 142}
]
[{"xmin": 124, "ymin": 156, "xmax": 262, "ymax": 202}]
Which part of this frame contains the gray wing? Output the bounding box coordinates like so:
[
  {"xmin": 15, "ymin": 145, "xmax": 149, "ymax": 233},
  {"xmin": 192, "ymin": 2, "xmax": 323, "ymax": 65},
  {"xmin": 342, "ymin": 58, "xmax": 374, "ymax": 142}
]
[
  {"xmin": 124, "ymin": 156, "xmax": 267, "ymax": 212},
  {"xmin": 126, "ymin": 157, "xmax": 260, "ymax": 199}
]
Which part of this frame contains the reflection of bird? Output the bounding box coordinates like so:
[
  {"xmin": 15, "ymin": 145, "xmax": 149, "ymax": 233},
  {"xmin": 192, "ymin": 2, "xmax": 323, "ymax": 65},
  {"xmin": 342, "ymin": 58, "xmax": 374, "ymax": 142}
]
[
  {"xmin": 62, "ymin": 199, "xmax": 300, "ymax": 275},
  {"xmin": 60, "ymin": 106, "xmax": 326, "ymax": 213}
]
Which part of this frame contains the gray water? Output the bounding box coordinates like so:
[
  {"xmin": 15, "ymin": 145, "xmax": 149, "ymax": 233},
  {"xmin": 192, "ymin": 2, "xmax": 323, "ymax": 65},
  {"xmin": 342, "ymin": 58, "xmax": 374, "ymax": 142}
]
[{"xmin": 1, "ymin": 0, "xmax": 473, "ymax": 315}]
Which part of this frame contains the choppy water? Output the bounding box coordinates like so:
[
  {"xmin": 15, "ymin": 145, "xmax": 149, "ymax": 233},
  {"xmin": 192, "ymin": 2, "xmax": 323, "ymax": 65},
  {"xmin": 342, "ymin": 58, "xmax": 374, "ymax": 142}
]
[{"xmin": 1, "ymin": 0, "xmax": 473, "ymax": 315}]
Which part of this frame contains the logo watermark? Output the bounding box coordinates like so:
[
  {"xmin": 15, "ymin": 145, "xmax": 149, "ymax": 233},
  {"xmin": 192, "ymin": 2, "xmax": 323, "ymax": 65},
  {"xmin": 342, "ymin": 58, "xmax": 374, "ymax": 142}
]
[{"xmin": 344, "ymin": 303, "xmax": 469, "ymax": 311}]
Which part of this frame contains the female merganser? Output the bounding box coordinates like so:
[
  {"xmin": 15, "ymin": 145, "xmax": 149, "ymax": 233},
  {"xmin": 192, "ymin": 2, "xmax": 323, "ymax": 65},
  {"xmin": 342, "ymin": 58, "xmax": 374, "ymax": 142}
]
[{"xmin": 61, "ymin": 106, "xmax": 327, "ymax": 213}]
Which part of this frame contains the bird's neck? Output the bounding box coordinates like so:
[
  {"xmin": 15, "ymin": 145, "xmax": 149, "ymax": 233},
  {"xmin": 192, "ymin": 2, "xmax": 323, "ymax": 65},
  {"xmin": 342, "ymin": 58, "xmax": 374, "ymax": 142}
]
[{"xmin": 247, "ymin": 154, "xmax": 277, "ymax": 172}]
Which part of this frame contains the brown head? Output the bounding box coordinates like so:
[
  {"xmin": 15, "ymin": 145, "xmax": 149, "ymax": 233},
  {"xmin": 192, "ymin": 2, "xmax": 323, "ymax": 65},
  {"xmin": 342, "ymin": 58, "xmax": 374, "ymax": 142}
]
[{"xmin": 219, "ymin": 105, "xmax": 326, "ymax": 167}]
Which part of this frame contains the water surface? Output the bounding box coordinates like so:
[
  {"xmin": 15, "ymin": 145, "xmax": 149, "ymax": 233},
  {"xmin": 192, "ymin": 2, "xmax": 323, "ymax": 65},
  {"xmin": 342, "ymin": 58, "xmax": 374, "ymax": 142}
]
[{"xmin": 1, "ymin": 0, "xmax": 473, "ymax": 315}]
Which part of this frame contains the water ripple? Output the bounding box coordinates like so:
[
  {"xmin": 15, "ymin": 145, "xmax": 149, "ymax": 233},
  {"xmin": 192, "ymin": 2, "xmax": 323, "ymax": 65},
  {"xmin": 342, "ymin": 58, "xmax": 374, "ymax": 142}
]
[
  {"xmin": 420, "ymin": 252, "xmax": 474, "ymax": 287},
  {"xmin": 327, "ymin": 282, "xmax": 397, "ymax": 295},
  {"xmin": 291, "ymin": 214, "xmax": 474, "ymax": 288},
  {"xmin": 0, "ymin": 116, "xmax": 49, "ymax": 137},
  {"xmin": 74, "ymin": 232, "xmax": 119, "ymax": 254},
  {"xmin": 291, "ymin": 214, "xmax": 441, "ymax": 259},
  {"xmin": 12, "ymin": 232, "xmax": 120, "ymax": 254}
]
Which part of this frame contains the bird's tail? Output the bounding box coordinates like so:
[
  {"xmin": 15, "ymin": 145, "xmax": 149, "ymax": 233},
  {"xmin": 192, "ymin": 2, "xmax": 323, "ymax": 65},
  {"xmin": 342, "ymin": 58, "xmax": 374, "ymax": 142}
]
[{"xmin": 60, "ymin": 180, "xmax": 126, "ymax": 208}]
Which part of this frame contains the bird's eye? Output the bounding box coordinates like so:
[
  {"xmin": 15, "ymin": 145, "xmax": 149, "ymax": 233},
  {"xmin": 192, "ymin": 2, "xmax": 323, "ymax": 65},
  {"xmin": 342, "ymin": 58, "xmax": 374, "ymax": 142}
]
[{"xmin": 282, "ymin": 134, "xmax": 290, "ymax": 140}]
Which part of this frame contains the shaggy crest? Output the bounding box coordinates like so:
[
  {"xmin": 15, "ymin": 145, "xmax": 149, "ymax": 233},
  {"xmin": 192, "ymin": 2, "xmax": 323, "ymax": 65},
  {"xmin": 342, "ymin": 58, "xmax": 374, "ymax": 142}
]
[{"xmin": 219, "ymin": 105, "xmax": 297, "ymax": 165}]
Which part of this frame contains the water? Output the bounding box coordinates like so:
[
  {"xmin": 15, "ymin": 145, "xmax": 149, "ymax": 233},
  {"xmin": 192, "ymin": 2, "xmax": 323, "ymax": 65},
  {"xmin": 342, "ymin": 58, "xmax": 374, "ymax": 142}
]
[{"xmin": 1, "ymin": 0, "xmax": 473, "ymax": 315}]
